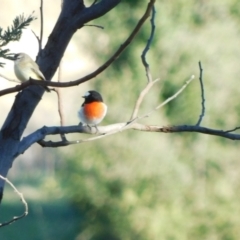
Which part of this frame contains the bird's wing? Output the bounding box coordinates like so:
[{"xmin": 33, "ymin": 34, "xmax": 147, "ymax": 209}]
[{"xmin": 31, "ymin": 66, "xmax": 46, "ymax": 81}]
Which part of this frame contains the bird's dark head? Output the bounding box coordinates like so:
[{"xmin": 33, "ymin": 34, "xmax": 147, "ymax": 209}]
[{"xmin": 82, "ymin": 90, "xmax": 104, "ymax": 103}]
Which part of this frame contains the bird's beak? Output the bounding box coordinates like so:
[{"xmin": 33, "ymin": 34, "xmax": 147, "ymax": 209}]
[{"xmin": 82, "ymin": 96, "xmax": 86, "ymax": 98}]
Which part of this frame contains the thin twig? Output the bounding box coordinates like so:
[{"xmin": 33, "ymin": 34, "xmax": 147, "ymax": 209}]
[
  {"xmin": 130, "ymin": 78, "xmax": 160, "ymax": 120},
  {"xmin": 39, "ymin": 0, "xmax": 44, "ymax": 51},
  {"xmin": 56, "ymin": 60, "xmax": 67, "ymax": 141},
  {"xmin": 84, "ymin": 24, "xmax": 104, "ymax": 29},
  {"xmin": 38, "ymin": 127, "xmax": 122, "ymax": 147},
  {"xmin": 141, "ymin": 5, "xmax": 156, "ymax": 82},
  {"xmin": 142, "ymin": 75, "xmax": 195, "ymax": 118},
  {"xmin": 0, "ymin": 0, "xmax": 156, "ymax": 97},
  {"xmin": 224, "ymin": 126, "xmax": 240, "ymax": 133},
  {"xmin": 0, "ymin": 175, "xmax": 28, "ymax": 227},
  {"xmin": 131, "ymin": 4, "xmax": 157, "ymax": 120},
  {"xmin": 57, "ymin": 61, "xmax": 65, "ymax": 126},
  {"xmin": 31, "ymin": 30, "xmax": 41, "ymax": 55},
  {"xmin": 196, "ymin": 61, "xmax": 205, "ymax": 126},
  {"xmin": 36, "ymin": 121, "xmax": 240, "ymax": 148},
  {"xmin": 57, "ymin": 0, "xmax": 65, "ymax": 134}
]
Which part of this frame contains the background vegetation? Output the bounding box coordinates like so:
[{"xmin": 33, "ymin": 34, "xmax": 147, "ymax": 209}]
[{"xmin": 1, "ymin": 0, "xmax": 240, "ymax": 239}]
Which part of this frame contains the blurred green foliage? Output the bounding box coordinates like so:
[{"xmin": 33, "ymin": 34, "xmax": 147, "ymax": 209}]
[{"xmin": 57, "ymin": 1, "xmax": 240, "ymax": 240}]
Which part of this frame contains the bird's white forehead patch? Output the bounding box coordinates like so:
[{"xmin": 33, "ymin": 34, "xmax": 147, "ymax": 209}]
[{"xmin": 84, "ymin": 91, "xmax": 90, "ymax": 97}]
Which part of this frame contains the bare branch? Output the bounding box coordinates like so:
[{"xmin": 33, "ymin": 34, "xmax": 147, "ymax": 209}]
[
  {"xmin": 0, "ymin": 175, "xmax": 28, "ymax": 227},
  {"xmin": 130, "ymin": 78, "xmax": 160, "ymax": 120},
  {"xmin": 32, "ymin": 0, "xmax": 44, "ymax": 55},
  {"xmin": 31, "ymin": 30, "xmax": 41, "ymax": 54},
  {"xmin": 224, "ymin": 126, "xmax": 240, "ymax": 133},
  {"xmin": 131, "ymin": 4, "xmax": 157, "ymax": 120},
  {"xmin": 141, "ymin": 4, "xmax": 156, "ymax": 81},
  {"xmin": 39, "ymin": 0, "xmax": 44, "ymax": 51},
  {"xmin": 142, "ymin": 75, "xmax": 195, "ymax": 118},
  {"xmin": 18, "ymin": 125, "xmax": 100, "ymax": 153},
  {"xmin": 56, "ymin": 60, "xmax": 67, "ymax": 142},
  {"xmin": 37, "ymin": 122, "xmax": 240, "ymax": 147},
  {"xmin": 196, "ymin": 61, "xmax": 205, "ymax": 126},
  {"xmin": 19, "ymin": 120, "xmax": 240, "ymax": 151},
  {"xmin": 56, "ymin": 61, "xmax": 64, "ymax": 126},
  {"xmin": 38, "ymin": 123, "xmax": 126, "ymax": 147},
  {"xmin": 156, "ymin": 125, "xmax": 240, "ymax": 140},
  {"xmin": 84, "ymin": 24, "xmax": 104, "ymax": 29},
  {"xmin": 0, "ymin": 0, "xmax": 156, "ymax": 97}
]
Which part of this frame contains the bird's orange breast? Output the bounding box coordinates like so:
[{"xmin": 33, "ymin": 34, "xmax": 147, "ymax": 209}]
[{"xmin": 83, "ymin": 102, "xmax": 106, "ymax": 119}]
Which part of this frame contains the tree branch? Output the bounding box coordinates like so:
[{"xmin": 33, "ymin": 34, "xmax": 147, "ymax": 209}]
[
  {"xmin": 141, "ymin": 4, "xmax": 156, "ymax": 79},
  {"xmin": 0, "ymin": 175, "xmax": 28, "ymax": 227},
  {"xmin": 196, "ymin": 61, "xmax": 205, "ymax": 126},
  {"xmin": 130, "ymin": 78, "xmax": 159, "ymax": 120},
  {"xmin": 143, "ymin": 75, "xmax": 195, "ymax": 118},
  {"xmin": 39, "ymin": 0, "xmax": 44, "ymax": 51},
  {"xmin": 131, "ymin": 5, "xmax": 157, "ymax": 120},
  {"xmin": 18, "ymin": 122, "xmax": 240, "ymax": 152}
]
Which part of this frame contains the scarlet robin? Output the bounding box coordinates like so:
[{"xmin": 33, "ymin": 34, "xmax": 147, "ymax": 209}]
[{"xmin": 78, "ymin": 90, "xmax": 107, "ymax": 128}]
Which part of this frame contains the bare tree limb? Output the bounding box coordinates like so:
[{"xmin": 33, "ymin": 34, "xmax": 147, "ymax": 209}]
[
  {"xmin": 19, "ymin": 121, "xmax": 240, "ymax": 151},
  {"xmin": 131, "ymin": 5, "xmax": 157, "ymax": 120},
  {"xmin": 224, "ymin": 126, "xmax": 240, "ymax": 133},
  {"xmin": 56, "ymin": 61, "xmax": 64, "ymax": 127},
  {"xmin": 141, "ymin": 4, "xmax": 156, "ymax": 81},
  {"xmin": 39, "ymin": 0, "xmax": 44, "ymax": 51},
  {"xmin": 56, "ymin": 0, "xmax": 66, "ymax": 143},
  {"xmin": 56, "ymin": 60, "xmax": 67, "ymax": 141},
  {"xmin": 0, "ymin": 175, "xmax": 28, "ymax": 227},
  {"xmin": 31, "ymin": 30, "xmax": 41, "ymax": 55},
  {"xmin": 142, "ymin": 75, "xmax": 195, "ymax": 118},
  {"xmin": 31, "ymin": 0, "xmax": 44, "ymax": 56},
  {"xmin": 196, "ymin": 61, "xmax": 205, "ymax": 126},
  {"xmin": 130, "ymin": 78, "xmax": 160, "ymax": 120},
  {"xmin": 83, "ymin": 24, "xmax": 104, "ymax": 29}
]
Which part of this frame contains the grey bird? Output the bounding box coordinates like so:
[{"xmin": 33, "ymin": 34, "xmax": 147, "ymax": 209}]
[{"xmin": 13, "ymin": 52, "xmax": 50, "ymax": 92}]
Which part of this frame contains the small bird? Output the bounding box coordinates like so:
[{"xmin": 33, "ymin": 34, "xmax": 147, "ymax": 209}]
[
  {"xmin": 13, "ymin": 52, "xmax": 50, "ymax": 92},
  {"xmin": 78, "ymin": 90, "xmax": 107, "ymax": 129}
]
